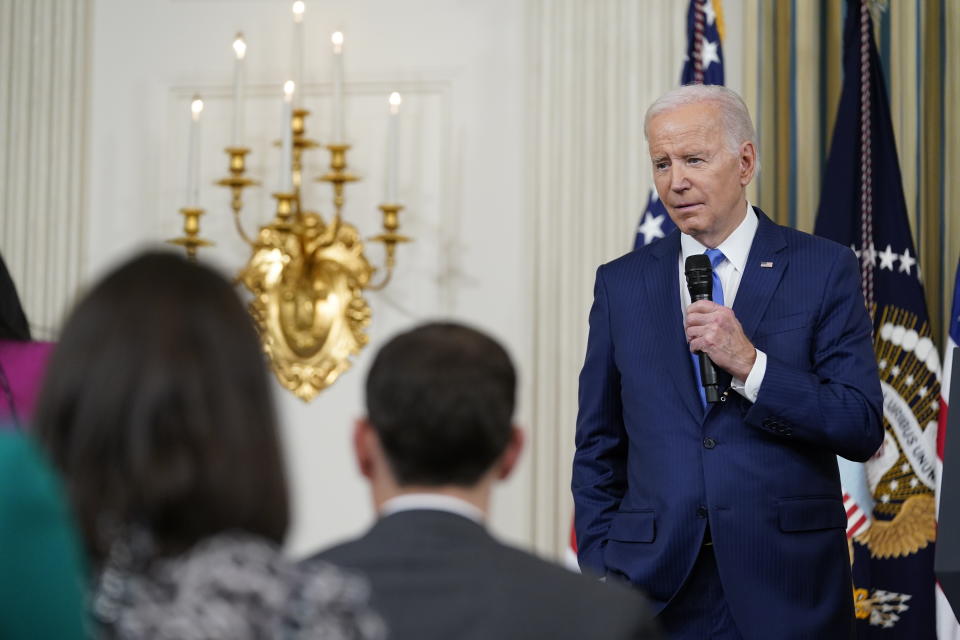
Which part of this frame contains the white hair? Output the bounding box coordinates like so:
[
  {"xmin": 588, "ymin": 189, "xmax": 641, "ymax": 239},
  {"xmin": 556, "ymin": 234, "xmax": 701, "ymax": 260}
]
[{"xmin": 644, "ymin": 84, "xmax": 761, "ymax": 172}]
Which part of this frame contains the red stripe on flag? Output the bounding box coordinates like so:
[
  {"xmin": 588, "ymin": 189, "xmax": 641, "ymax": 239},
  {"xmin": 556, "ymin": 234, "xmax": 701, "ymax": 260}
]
[
  {"xmin": 847, "ymin": 514, "xmax": 868, "ymax": 539},
  {"xmin": 939, "ymin": 395, "xmax": 950, "ymax": 460}
]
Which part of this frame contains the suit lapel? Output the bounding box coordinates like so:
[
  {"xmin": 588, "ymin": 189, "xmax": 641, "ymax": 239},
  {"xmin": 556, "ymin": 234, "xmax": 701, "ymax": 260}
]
[
  {"xmin": 645, "ymin": 232, "xmax": 703, "ymax": 422},
  {"xmin": 731, "ymin": 208, "xmax": 789, "ymax": 341}
]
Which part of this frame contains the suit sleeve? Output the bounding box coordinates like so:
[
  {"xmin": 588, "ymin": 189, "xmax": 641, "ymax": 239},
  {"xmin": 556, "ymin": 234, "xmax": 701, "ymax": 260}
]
[
  {"xmin": 744, "ymin": 248, "xmax": 884, "ymax": 461},
  {"xmin": 572, "ymin": 266, "xmax": 628, "ymax": 576}
]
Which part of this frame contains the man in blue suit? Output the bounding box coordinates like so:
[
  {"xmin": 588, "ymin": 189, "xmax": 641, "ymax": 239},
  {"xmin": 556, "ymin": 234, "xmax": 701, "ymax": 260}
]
[{"xmin": 572, "ymin": 84, "xmax": 883, "ymax": 639}]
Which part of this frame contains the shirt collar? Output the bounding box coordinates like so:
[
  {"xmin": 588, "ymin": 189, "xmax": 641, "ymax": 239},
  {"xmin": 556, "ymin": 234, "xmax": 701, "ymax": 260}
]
[
  {"xmin": 679, "ymin": 202, "xmax": 757, "ymax": 273},
  {"xmin": 379, "ymin": 493, "xmax": 486, "ymax": 524}
]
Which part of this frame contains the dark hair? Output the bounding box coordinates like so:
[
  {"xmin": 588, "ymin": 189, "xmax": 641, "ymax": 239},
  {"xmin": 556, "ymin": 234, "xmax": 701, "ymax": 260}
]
[
  {"xmin": 34, "ymin": 251, "xmax": 289, "ymax": 565},
  {"xmin": 365, "ymin": 322, "xmax": 516, "ymax": 486},
  {"xmin": 0, "ymin": 252, "xmax": 31, "ymax": 341}
]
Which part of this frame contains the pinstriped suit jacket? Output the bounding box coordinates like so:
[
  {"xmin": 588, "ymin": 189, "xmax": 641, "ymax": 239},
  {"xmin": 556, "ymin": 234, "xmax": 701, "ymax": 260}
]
[{"xmin": 573, "ymin": 208, "xmax": 883, "ymax": 639}]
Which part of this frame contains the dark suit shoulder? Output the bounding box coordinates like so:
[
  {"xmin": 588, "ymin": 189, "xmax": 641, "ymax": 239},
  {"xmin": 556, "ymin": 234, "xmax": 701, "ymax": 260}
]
[
  {"xmin": 497, "ymin": 548, "xmax": 661, "ymax": 638},
  {"xmin": 605, "ymin": 234, "xmax": 671, "ymax": 269},
  {"xmin": 595, "ymin": 232, "xmax": 676, "ymax": 290},
  {"xmin": 749, "ymin": 207, "xmax": 850, "ymax": 261},
  {"xmin": 310, "ymin": 537, "xmax": 369, "ymax": 568},
  {"xmin": 774, "ymin": 222, "xmax": 853, "ymax": 258},
  {"xmin": 304, "ymin": 513, "xmax": 661, "ymax": 639},
  {"xmin": 311, "ymin": 532, "xmax": 371, "ymax": 561},
  {"xmin": 490, "ymin": 542, "xmax": 654, "ymax": 615}
]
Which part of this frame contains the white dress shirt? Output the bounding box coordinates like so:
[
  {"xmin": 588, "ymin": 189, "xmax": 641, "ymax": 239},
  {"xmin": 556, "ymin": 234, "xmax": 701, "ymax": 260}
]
[{"xmin": 677, "ymin": 203, "xmax": 767, "ymax": 402}]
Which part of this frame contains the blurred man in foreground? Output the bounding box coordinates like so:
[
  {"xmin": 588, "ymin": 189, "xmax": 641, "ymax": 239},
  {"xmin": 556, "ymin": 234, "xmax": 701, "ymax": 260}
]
[{"xmin": 309, "ymin": 322, "xmax": 661, "ymax": 640}]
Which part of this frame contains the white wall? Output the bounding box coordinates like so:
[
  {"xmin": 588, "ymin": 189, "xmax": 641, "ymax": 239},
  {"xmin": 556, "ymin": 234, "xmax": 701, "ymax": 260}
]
[{"xmin": 86, "ymin": 0, "xmax": 530, "ymax": 557}]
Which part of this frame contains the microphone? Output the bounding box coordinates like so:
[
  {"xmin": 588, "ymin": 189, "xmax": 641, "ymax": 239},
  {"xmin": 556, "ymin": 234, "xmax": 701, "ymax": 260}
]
[{"xmin": 684, "ymin": 254, "xmax": 721, "ymax": 403}]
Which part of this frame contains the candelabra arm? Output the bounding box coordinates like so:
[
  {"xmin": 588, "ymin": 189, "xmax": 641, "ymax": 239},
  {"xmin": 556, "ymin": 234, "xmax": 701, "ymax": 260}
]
[
  {"xmin": 315, "ymin": 143, "xmax": 357, "ymax": 249},
  {"xmin": 365, "ymin": 254, "xmax": 397, "ymax": 291},
  {"xmin": 231, "ymin": 206, "xmax": 255, "ymax": 246},
  {"xmin": 291, "ymin": 109, "xmax": 320, "ymax": 217},
  {"xmin": 217, "ymin": 147, "xmax": 259, "ymax": 247},
  {"xmin": 366, "ymin": 203, "xmax": 411, "ymax": 291}
]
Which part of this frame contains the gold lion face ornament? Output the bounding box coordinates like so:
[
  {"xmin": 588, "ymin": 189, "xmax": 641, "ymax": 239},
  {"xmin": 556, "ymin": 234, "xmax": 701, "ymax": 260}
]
[{"xmin": 240, "ymin": 214, "xmax": 375, "ymax": 401}]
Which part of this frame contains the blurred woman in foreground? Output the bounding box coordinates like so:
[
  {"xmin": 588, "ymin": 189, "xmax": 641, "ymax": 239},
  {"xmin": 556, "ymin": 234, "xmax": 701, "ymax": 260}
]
[{"xmin": 35, "ymin": 251, "xmax": 382, "ymax": 639}]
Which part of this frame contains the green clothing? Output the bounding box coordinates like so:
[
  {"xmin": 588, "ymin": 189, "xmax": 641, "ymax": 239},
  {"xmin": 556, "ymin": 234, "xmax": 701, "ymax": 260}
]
[{"xmin": 0, "ymin": 431, "xmax": 88, "ymax": 638}]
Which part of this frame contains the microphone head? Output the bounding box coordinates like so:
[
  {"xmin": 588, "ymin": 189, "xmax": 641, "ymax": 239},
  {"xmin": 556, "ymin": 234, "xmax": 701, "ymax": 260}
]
[{"xmin": 684, "ymin": 254, "xmax": 713, "ymax": 300}]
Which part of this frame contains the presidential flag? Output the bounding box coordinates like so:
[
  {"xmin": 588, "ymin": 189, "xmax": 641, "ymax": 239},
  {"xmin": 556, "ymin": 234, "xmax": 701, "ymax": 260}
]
[
  {"xmin": 938, "ymin": 261, "xmax": 960, "ymax": 639},
  {"xmin": 814, "ymin": 0, "xmax": 939, "ymax": 635},
  {"xmin": 634, "ymin": 0, "xmax": 725, "ymax": 250}
]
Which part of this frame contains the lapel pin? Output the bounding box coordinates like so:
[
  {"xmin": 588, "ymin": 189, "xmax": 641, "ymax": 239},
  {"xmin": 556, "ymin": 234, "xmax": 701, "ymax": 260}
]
[{"xmin": 760, "ymin": 261, "xmax": 774, "ymax": 268}]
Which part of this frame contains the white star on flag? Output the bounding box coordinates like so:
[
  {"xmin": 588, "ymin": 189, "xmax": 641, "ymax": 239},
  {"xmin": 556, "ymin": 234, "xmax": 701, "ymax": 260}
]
[
  {"xmin": 861, "ymin": 243, "xmax": 877, "ymax": 267},
  {"xmin": 700, "ymin": 38, "xmax": 720, "ymax": 69},
  {"xmin": 703, "ymin": 0, "xmax": 717, "ymax": 26},
  {"xmin": 637, "ymin": 211, "xmax": 667, "ymax": 246},
  {"xmin": 877, "ymin": 244, "xmax": 897, "ymax": 271},
  {"xmin": 899, "ymin": 248, "xmax": 916, "ymax": 275}
]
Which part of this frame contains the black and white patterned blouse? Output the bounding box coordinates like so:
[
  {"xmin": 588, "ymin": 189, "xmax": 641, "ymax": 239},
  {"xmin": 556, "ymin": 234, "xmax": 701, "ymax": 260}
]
[{"xmin": 93, "ymin": 531, "xmax": 385, "ymax": 640}]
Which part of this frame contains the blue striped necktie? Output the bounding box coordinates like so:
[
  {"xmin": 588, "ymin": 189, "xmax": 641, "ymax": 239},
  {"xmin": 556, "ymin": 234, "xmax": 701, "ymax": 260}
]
[{"xmin": 692, "ymin": 248, "xmax": 726, "ymax": 407}]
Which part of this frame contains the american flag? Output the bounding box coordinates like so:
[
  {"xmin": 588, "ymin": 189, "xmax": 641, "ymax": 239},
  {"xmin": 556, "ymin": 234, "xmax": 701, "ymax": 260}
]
[
  {"xmin": 634, "ymin": 0, "xmax": 725, "ymax": 250},
  {"xmin": 845, "ymin": 491, "xmax": 870, "ymax": 538}
]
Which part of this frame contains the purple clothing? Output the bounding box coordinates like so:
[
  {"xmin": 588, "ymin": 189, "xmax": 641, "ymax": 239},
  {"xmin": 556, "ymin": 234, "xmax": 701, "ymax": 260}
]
[{"xmin": 0, "ymin": 341, "xmax": 54, "ymax": 425}]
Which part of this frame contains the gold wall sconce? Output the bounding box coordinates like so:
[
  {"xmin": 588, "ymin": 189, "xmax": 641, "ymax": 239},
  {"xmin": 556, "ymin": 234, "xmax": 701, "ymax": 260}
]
[{"xmin": 169, "ymin": 21, "xmax": 411, "ymax": 402}]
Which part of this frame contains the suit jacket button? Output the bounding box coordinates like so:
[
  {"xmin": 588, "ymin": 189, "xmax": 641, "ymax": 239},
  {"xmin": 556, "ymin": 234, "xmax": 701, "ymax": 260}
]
[
  {"xmin": 696, "ymin": 506, "xmax": 708, "ymax": 518},
  {"xmin": 703, "ymin": 437, "xmax": 716, "ymax": 449}
]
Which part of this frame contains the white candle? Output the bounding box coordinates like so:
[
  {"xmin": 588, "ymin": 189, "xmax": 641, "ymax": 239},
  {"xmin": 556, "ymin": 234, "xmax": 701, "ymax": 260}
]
[
  {"xmin": 385, "ymin": 92, "xmax": 401, "ymax": 203},
  {"xmin": 231, "ymin": 34, "xmax": 246, "ymax": 147},
  {"xmin": 292, "ymin": 2, "xmax": 305, "ymax": 109},
  {"xmin": 331, "ymin": 31, "xmax": 344, "ymax": 142},
  {"xmin": 279, "ymin": 81, "xmax": 295, "ymax": 192},
  {"xmin": 187, "ymin": 96, "xmax": 203, "ymax": 206}
]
